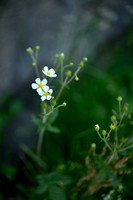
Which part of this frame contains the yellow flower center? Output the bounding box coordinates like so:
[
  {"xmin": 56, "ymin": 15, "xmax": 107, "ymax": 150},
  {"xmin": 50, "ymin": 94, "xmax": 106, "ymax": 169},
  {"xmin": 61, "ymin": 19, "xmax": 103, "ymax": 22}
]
[
  {"xmin": 44, "ymin": 91, "xmax": 49, "ymax": 96},
  {"xmin": 38, "ymin": 82, "xmax": 43, "ymax": 88},
  {"xmin": 47, "ymin": 71, "xmax": 51, "ymax": 75}
]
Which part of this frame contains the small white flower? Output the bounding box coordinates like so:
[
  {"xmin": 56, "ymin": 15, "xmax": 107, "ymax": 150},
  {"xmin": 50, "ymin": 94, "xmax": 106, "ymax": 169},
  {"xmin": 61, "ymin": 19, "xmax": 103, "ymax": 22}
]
[
  {"xmin": 38, "ymin": 85, "xmax": 53, "ymax": 101},
  {"xmin": 31, "ymin": 78, "xmax": 47, "ymax": 92},
  {"xmin": 42, "ymin": 66, "xmax": 57, "ymax": 77}
]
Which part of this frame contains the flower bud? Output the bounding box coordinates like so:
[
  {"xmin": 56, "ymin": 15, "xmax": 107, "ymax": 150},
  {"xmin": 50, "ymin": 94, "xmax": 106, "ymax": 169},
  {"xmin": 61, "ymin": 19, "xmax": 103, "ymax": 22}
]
[
  {"xmin": 66, "ymin": 70, "xmax": 72, "ymax": 77},
  {"xmin": 70, "ymin": 62, "xmax": 74, "ymax": 66},
  {"xmin": 55, "ymin": 54, "xmax": 59, "ymax": 59},
  {"xmin": 95, "ymin": 124, "xmax": 100, "ymax": 131},
  {"xmin": 110, "ymin": 115, "xmax": 116, "ymax": 122},
  {"xmin": 83, "ymin": 57, "xmax": 88, "ymax": 62},
  {"xmin": 75, "ymin": 75, "xmax": 79, "ymax": 81},
  {"xmin": 117, "ymin": 96, "xmax": 122, "ymax": 102},
  {"xmin": 91, "ymin": 143, "xmax": 96, "ymax": 149},
  {"xmin": 32, "ymin": 62, "xmax": 37, "ymax": 66},
  {"xmin": 110, "ymin": 124, "xmax": 115, "ymax": 130},
  {"xmin": 50, "ymin": 99, "xmax": 57, "ymax": 106},
  {"xmin": 60, "ymin": 53, "xmax": 65, "ymax": 60},
  {"xmin": 102, "ymin": 129, "xmax": 107, "ymax": 136},
  {"xmin": 79, "ymin": 61, "xmax": 84, "ymax": 67},
  {"xmin": 62, "ymin": 102, "xmax": 67, "ymax": 107},
  {"xmin": 26, "ymin": 47, "xmax": 33, "ymax": 54},
  {"xmin": 35, "ymin": 45, "xmax": 40, "ymax": 50},
  {"xmin": 42, "ymin": 102, "xmax": 47, "ymax": 109}
]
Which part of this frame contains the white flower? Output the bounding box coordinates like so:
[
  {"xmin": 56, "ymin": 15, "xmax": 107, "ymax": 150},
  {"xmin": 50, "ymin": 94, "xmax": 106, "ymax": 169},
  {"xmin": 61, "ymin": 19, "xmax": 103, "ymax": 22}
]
[
  {"xmin": 42, "ymin": 66, "xmax": 57, "ymax": 77},
  {"xmin": 38, "ymin": 85, "xmax": 53, "ymax": 101},
  {"xmin": 31, "ymin": 78, "xmax": 47, "ymax": 92}
]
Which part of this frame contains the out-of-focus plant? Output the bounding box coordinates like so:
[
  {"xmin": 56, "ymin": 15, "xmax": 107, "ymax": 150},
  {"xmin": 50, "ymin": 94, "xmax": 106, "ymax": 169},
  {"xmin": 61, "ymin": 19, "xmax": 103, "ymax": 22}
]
[{"xmin": 73, "ymin": 97, "xmax": 133, "ymax": 200}]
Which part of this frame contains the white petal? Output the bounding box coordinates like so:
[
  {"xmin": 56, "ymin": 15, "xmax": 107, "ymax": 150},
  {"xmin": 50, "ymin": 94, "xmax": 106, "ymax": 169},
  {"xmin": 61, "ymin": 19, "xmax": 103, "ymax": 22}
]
[
  {"xmin": 51, "ymin": 74, "xmax": 57, "ymax": 77},
  {"xmin": 49, "ymin": 89, "xmax": 53, "ymax": 94},
  {"xmin": 41, "ymin": 96, "xmax": 46, "ymax": 101},
  {"xmin": 31, "ymin": 83, "xmax": 38, "ymax": 89},
  {"xmin": 42, "ymin": 79, "xmax": 47, "ymax": 85},
  {"xmin": 43, "ymin": 85, "xmax": 49, "ymax": 92},
  {"xmin": 44, "ymin": 66, "xmax": 48, "ymax": 72},
  {"xmin": 37, "ymin": 88, "xmax": 43, "ymax": 93},
  {"xmin": 47, "ymin": 95, "xmax": 51, "ymax": 100},
  {"xmin": 35, "ymin": 78, "xmax": 41, "ymax": 84},
  {"xmin": 49, "ymin": 68, "xmax": 55, "ymax": 74}
]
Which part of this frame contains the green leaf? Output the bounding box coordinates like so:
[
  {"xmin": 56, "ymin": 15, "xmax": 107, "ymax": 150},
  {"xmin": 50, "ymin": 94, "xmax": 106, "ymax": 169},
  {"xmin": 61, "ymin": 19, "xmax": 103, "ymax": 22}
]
[
  {"xmin": 49, "ymin": 185, "xmax": 66, "ymax": 200},
  {"xmin": 46, "ymin": 125, "xmax": 60, "ymax": 134},
  {"xmin": 1, "ymin": 165, "xmax": 17, "ymax": 180}
]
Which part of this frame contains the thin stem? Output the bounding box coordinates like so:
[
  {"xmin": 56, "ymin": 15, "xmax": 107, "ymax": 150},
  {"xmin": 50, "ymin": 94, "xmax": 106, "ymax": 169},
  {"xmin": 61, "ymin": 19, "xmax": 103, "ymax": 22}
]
[
  {"xmin": 37, "ymin": 114, "xmax": 47, "ymax": 173},
  {"xmin": 103, "ymin": 136, "xmax": 113, "ymax": 152},
  {"xmin": 118, "ymin": 145, "xmax": 133, "ymax": 152},
  {"xmin": 56, "ymin": 77, "xmax": 68, "ymax": 101},
  {"xmin": 66, "ymin": 67, "xmax": 80, "ymax": 85},
  {"xmin": 61, "ymin": 60, "xmax": 64, "ymax": 83}
]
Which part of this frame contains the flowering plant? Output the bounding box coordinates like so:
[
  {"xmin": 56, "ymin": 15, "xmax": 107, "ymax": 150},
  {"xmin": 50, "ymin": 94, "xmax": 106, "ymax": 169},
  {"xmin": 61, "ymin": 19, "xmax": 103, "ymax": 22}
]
[{"xmin": 27, "ymin": 46, "xmax": 88, "ymax": 172}]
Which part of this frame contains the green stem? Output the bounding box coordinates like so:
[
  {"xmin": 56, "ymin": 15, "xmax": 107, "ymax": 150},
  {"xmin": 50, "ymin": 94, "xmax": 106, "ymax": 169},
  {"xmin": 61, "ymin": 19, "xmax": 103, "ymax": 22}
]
[
  {"xmin": 56, "ymin": 77, "xmax": 68, "ymax": 101},
  {"xmin": 37, "ymin": 114, "xmax": 47, "ymax": 173},
  {"xmin": 66, "ymin": 67, "xmax": 80, "ymax": 85}
]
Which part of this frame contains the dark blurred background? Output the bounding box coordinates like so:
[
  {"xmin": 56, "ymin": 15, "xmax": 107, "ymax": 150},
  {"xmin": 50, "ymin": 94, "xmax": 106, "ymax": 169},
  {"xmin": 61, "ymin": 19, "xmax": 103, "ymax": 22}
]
[{"xmin": 0, "ymin": 0, "xmax": 133, "ymax": 199}]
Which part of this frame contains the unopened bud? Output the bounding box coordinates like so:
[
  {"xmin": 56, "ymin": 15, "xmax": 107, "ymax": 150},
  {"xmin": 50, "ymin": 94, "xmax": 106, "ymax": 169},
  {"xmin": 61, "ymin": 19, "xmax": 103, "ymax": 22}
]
[
  {"xmin": 26, "ymin": 47, "xmax": 33, "ymax": 54},
  {"xmin": 75, "ymin": 75, "xmax": 79, "ymax": 81},
  {"xmin": 35, "ymin": 45, "xmax": 40, "ymax": 50},
  {"xmin": 95, "ymin": 124, "xmax": 100, "ymax": 131},
  {"xmin": 91, "ymin": 143, "xmax": 96, "ymax": 149},
  {"xmin": 117, "ymin": 96, "xmax": 122, "ymax": 102},
  {"xmin": 110, "ymin": 115, "xmax": 116, "ymax": 122},
  {"xmin": 83, "ymin": 57, "xmax": 88, "ymax": 62},
  {"xmin": 62, "ymin": 102, "xmax": 67, "ymax": 107},
  {"xmin": 50, "ymin": 99, "xmax": 57, "ymax": 106},
  {"xmin": 79, "ymin": 61, "xmax": 84, "ymax": 67},
  {"xmin": 66, "ymin": 70, "xmax": 72, "ymax": 77},
  {"xmin": 70, "ymin": 62, "xmax": 74, "ymax": 66},
  {"xmin": 102, "ymin": 129, "xmax": 107, "ymax": 136},
  {"xmin": 32, "ymin": 62, "xmax": 37, "ymax": 66}
]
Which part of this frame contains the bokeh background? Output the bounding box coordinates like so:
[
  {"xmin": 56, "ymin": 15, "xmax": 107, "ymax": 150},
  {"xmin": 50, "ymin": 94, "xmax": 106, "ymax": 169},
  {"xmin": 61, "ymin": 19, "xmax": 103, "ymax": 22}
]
[{"xmin": 0, "ymin": 0, "xmax": 133, "ymax": 199}]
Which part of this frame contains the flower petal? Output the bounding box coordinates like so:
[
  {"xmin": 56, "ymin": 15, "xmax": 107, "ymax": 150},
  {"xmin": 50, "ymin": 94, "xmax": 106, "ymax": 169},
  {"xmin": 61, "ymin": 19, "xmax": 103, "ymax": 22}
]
[
  {"xmin": 49, "ymin": 89, "xmax": 53, "ymax": 94},
  {"xmin": 31, "ymin": 83, "xmax": 38, "ymax": 89},
  {"xmin": 51, "ymin": 74, "xmax": 57, "ymax": 77},
  {"xmin": 47, "ymin": 95, "xmax": 51, "ymax": 100},
  {"xmin": 49, "ymin": 68, "xmax": 55, "ymax": 74},
  {"xmin": 44, "ymin": 66, "xmax": 48, "ymax": 72},
  {"xmin": 42, "ymin": 79, "xmax": 47, "ymax": 85},
  {"xmin": 41, "ymin": 96, "xmax": 46, "ymax": 101},
  {"xmin": 35, "ymin": 78, "xmax": 41, "ymax": 84},
  {"xmin": 37, "ymin": 88, "xmax": 43, "ymax": 94},
  {"xmin": 43, "ymin": 85, "xmax": 49, "ymax": 92}
]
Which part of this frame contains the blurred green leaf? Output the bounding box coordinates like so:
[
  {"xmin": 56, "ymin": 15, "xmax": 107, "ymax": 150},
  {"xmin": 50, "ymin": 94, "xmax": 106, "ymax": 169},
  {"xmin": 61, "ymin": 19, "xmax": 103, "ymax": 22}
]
[{"xmin": 49, "ymin": 185, "xmax": 66, "ymax": 200}]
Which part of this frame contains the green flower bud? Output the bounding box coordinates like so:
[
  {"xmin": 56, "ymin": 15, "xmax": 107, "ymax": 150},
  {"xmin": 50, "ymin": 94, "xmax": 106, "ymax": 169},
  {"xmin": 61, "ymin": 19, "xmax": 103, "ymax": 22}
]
[
  {"xmin": 26, "ymin": 47, "xmax": 33, "ymax": 54},
  {"xmin": 110, "ymin": 115, "xmax": 116, "ymax": 122},
  {"xmin": 42, "ymin": 102, "xmax": 47, "ymax": 109},
  {"xmin": 123, "ymin": 105, "xmax": 128, "ymax": 111},
  {"xmin": 50, "ymin": 99, "xmax": 57, "ymax": 106},
  {"xmin": 60, "ymin": 53, "xmax": 64, "ymax": 60},
  {"xmin": 32, "ymin": 62, "xmax": 37, "ymax": 66},
  {"xmin": 79, "ymin": 61, "xmax": 84, "ymax": 67},
  {"xmin": 117, "ymin": 96, "xmax": 122, "ymax": 102},
  {"xmin": 75, "ymin": 75, "xmax": 79, "ymax": 81},
  {"xmin": 62, "ymin": 102, "xmax": 67, "ymax": 107},
  {"xmin": 70, "ymin": 62, "xmax": 74, "ymax": 66},
  {"xmin": 35, "ymin": 45, "xmax": 40, "ymax": 50},
  {"xmin": 66, "ymin": 70, "xmax": 72, "ymax": 77},
  {"xmin": 102, "ymin": 129, "xmax": 107, "ymax": 136},
  {"xmin": 55, "ymin": 54, "xmax": 59, "ymax": 59},
  {"xmin": 83, "ymin": 57, "xmax": 88, "ymax": 62}
]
